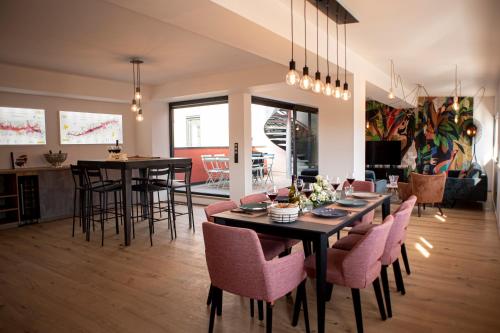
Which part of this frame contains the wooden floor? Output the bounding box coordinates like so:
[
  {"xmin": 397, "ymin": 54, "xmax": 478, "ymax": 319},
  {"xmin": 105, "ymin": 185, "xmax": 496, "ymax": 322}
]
[{"xmin": 1, "ymin": 201, "xmax": 500, "ymax": 333}]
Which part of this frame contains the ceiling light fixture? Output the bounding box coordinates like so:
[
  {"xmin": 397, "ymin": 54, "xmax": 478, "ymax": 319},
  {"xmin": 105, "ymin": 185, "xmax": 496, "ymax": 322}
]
[
  {"xmin": 388, "ymin": 59, "xmax": 395, "ymax": 99},
  {"xmin": 299, "ymin": 0, "xmax": 313, "ymax": 90},
  {"xmin": 341, "ymin": 16, "xmax": 351, "ymax": 101},
  {"xmin": 333, "ymin": 15, "xmax": 341, "ymax": 99},
  {"xmin": 130, "ymin": 59, "xmax": 144, "ymax": 122},
  {"xmin": 311, "ymin": 0, "xmax": 324, "ymax": 94},
  {"xmin": 285, "ymin": 0, "xmax": 300, "ymax": 86},
  {"xmin": 322, "ymin": 1, "xmax": 333, "ymax": 96}
]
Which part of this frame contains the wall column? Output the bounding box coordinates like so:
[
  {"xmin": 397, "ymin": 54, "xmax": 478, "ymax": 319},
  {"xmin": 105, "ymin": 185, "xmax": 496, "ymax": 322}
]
[
  {"xmin": 228, "ymin": 92, "xmax": 253, "ymax": 201},
  {"xmin": 353, "ymin": 73, "xmax": 366, "ymax": 179}
]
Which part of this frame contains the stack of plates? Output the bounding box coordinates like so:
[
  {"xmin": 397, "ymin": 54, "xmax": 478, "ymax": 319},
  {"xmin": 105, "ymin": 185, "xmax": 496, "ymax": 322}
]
[
  {"xmin": 352, "ymin": 192, "xmax": 379, "ymax": 199},
  {"xmin": 336, "ymin": 199, "xmax": 368, "ymax": 207}
]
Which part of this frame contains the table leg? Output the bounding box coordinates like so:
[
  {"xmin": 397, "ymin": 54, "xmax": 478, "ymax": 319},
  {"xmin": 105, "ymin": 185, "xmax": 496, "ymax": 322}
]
[
  {"xmin": 121, "ymin": 168, "xmax": 132, "ymax": 246},
  {"xmin": 314, "ymin": 234, "xmax": 328, "ymax": 333},
  {"xmin": 139, "ymin": 168, "xmax": 149, "ymax": 218},
  {"xmin": 382, "ymin": 196, "xmax": 391, "ymax": 219}
]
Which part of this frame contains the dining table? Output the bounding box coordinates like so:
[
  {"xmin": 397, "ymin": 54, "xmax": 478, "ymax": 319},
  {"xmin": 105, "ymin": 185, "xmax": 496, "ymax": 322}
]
[
  {"xmin": 212, "ymin": 193, "xmax": 391, "ymax": 333},
  {"xmin": 78, "ymin": 157, "xmax": 192, "ymax": 246}
]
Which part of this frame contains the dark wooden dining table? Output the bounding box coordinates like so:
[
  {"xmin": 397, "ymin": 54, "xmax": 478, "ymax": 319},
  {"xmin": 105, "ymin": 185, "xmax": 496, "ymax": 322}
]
[
  {"xmin": 78, "ymin": 157, "xmax": 191, "ymax": 246},
  {"xmin": 213, "ymin": 193, "xmax": 391, "ymax": 333}
]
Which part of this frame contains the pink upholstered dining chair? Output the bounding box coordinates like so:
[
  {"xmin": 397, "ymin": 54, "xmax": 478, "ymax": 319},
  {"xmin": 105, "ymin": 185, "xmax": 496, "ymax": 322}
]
[
  {"xmin": 304, "ymin": 216, "xmax": 394, "ymax": 333},
  {"xmin": 202, "ymin": 222, "xmax": 310, "ymax": 333},
  {"xmin": 349, "ymin": 195, "xmax": 417, "ymax": 277},
  {"xmin": 342, "ymin": 180, "xmax": 376, "ymax": 227},
  {"xmin": 240, "ymin": 192, "xmax": 268, "ymax": 205},
  {"xmin": 342, "ymin": 196, "xmax": 417, "ymax": 318},
  {"xmin": 239, "ymin": 194, "xmax": 300, "ymax": 250},
  {"xmin": 203, "ymin": 200, "xmax": 288, "ymax": 310},
  {"xmin": 277, "ymin": 187, "xmax": 289, "ymax": 196}
]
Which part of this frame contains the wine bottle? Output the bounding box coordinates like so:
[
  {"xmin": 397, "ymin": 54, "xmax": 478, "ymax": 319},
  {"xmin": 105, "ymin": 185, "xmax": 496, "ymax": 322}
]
[{"xmin": 288, "ymin": 175, "xmax": 297, "ymax": 203}]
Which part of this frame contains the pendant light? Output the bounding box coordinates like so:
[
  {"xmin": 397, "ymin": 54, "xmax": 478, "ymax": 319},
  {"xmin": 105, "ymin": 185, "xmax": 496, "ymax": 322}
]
[
  {"xmin": 299, "ymin": 0, "xmax": 313, "ymax": 90},
  {"xmin": 452, "ymin": 64, "xmax": 460, "ymax": 111},
  {"xmin": 333, "ymin": 17, "xmax": 341, "ymax": 99},
  {"xmin": 130, "ymin": 59, "xmax": 144, "ymax": 122},
  {"xmin": 311, "ymin": 0, "xmax": 324, "ymax": 94},
  {"xmin": 341, "ymin": 18, "xmax": 351, "ymax": 101},
  {"xmin": 322, "ymin": 1, "xmax": 333, "ymax": 96},
  {"xmin": 388, "ymin": 59, "xmax": 395, "ymax": 99},
  {"xmin": 285, "ymin": 0, "xmax": 300, "ymax": 85}
]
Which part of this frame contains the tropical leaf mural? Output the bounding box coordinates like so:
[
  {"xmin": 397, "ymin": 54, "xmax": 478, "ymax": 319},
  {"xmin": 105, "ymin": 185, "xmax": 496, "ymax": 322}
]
[{"xmin": 365, "ymin": 97, "xmax": 473, "ymax": 174}]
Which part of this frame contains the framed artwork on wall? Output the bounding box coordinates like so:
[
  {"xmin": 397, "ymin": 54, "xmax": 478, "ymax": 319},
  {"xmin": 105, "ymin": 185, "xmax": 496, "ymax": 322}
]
[
  {"xmin": 0, "ymin": 106, "xmax": 46, "ymax": 145},
  {"xmin": 59, "ymin": 111, "xmax": 123, "ymax": 145}
]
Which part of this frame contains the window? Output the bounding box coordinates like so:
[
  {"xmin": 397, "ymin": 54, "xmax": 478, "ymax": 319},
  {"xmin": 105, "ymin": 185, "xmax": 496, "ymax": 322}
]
[{"xmin": 186, "ymin": 116, "xmax": 200, "ymax": 147}]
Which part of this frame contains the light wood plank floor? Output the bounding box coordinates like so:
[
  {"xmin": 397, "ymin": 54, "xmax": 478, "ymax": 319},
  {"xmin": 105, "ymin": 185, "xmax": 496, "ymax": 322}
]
[{"xmin": 1, "ymin": 202, "xmax": 500, "ymax": 333}]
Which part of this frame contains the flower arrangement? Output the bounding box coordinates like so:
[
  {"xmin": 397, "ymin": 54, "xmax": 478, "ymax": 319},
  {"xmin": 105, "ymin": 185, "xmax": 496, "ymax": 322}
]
[{"xmin": 300, "ymin": 175, "xmax": 334, "ymax": 208}]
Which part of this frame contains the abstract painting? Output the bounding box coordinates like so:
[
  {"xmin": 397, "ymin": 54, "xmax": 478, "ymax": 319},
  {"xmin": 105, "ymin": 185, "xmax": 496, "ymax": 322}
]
[
  {"xmin": 0, "ymin": 106, "xmax": 46, "ymax": 145},
  {"xmin": 59, "ymin": 111, "xmax": 123, "ymax": 145}
]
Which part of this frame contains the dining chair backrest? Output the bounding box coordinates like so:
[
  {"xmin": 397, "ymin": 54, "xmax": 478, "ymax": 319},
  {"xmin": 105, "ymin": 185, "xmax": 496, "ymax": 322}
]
[
  {"xmin": 204, "ymin": 200, "xmax": 238, "ymax": 222},
  {"xmin": 277, "ymin": 187, "xmax": 289, "ymax": 196},
  {"xmin": 343, "ymin": 215, "xmax": 394, "ymax": 289},
  {"xmin": 381, "ymin": 198, "xmax": 415, "ymax": 266},
  {"xmin": 70, "ymin": 164, "xmax": 84, "ymax": 189},
  {"xmin": 202, "ymin": 222, "xmax": 267, "ymax": 298},
  {"xmin": 240, "ymin": 192, "xmax": 268, "ymax": 205},
  {"xmin": 343, "ymin": 180, "xmax": 374, "ymax": 192},
  {"xmin": 410, "ymin": 172, "xmax": 446, "ymax": 204},
  {"xmin": 394, "ymin": 195, "xmax": 417, "ymax": 240}
]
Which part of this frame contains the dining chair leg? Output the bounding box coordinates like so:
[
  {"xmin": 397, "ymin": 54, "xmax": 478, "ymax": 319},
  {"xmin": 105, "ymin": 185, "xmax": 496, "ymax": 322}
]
[
  {"xmin": 301, "ymin": 281, "xmax": 310, "ymax": 333},
  {"xmin": 401, "ymin": 243, "xmax": 411, "ymax": 275},
  {"xmin": 393, "ymin": 262, "xmax": 402, "ymax": 292},
  {"xmin": 292, "ymin": 282, "xmax": 303, "ymax": 326},
  {"xmin": 437, "ymin": 203, "xmax": 444, "ymax": 216},
  {"xmin": 266, "ymin": 302, "xmax": 273, "ymax": 333},
  {"xmin": 72, "ymin": 188, "xmax": 77, "ymax": 237},
  {"xmin": 206, "ymin": 284, "xmax": 213, "ymax": 306},
  {"xmin": 216, "ymin": 290, "xmax": 223, "ymax": 316},
  {"xmin": 250, "ymin": 299, "xmax": 254, "ymax": 318},
  {"xmin": 208, "ymin": 287, "xmax": 219, "ymax": 333},
  {"xmin": 373, "ymin": 277, "xmax": 387, "ymax": 320},
  {"xmin": 394, "ymin": 259, "xmax": 406, "ymax": 295},
  {"xmin": 157, "ymin": 191, "xmax": 162, "ymax": 218},
  {"xmin": 149, "ymin": 192, "xmax": 154, "ymax": 246},
  {"xmin": 325, "ymin": 283, "xmax": 334, "ymax": 302},
  {"xmin": 114, "ymin": 191, "xmax": 119, "ymax": 235},
  {"xmin": 258, "ymin": 300, "xmax": 264, "ymax": 321},
  {"xmin": 381, "ymin": 265, "xmax": 392, "ymax": 318},
  {"xmin": 351, "ymin": 288, "xmax": 364, "ymax": 333},
  {"xmin": 417, "ymin": 204, "xmax": 421, "ymax": 217}
]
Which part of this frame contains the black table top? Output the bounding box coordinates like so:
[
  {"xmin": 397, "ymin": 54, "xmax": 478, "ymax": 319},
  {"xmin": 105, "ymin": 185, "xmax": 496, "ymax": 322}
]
[{"xmin": 77, "ymin": 157, "xmax": 191, "ymax": 169}]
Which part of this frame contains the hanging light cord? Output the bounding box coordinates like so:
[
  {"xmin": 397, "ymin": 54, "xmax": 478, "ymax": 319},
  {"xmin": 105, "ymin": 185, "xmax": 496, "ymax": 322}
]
[
  {"xmin": 290, "ymin": 0, "xmax": 294, "ymax": 59},
  {"xmin": 326, "ymin": 1, "xmax": 329, "ymax": 75},
  {"xmin": 344, "ymin": 17, "xmax": 347, "ymax": 82},
  {"xmin": 335, "ymin": 19, "xmax": 339, "ymax": 80},
  {"xmin": 132, "ymin": 61, "xmax": 136, "ymax": 95},
  {"xmin": 303, "ymin": 0, "xmax": 307, "ymax": 65},
  {"xmin": 316, "ymin": 0, "xmax": 319, "ymax": 72}
]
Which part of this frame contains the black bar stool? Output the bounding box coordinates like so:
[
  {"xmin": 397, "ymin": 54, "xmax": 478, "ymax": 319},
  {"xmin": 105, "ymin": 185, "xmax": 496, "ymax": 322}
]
[{"xmin": 167, "ymin": 162, "xmax": 194, "ymax": 232}]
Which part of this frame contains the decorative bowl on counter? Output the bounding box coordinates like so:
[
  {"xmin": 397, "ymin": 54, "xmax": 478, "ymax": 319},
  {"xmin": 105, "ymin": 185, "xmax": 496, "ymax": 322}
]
[
  {"xmin": 269, "ymin": 203, "xmax": 300, "ymax": 223},
  {"xmin": 44, "ymin": 151, "xmax": 67, "ymax": 167}
]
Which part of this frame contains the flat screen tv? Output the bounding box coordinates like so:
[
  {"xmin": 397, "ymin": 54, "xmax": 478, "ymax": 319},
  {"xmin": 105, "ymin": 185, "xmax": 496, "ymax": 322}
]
[
  {"xmin": 366, "ymin": 141, "xmax": 402, "ymax": 165},
  {"xmin": 0, "ymin": 107, "xmax": 46, "ymax": 145}
]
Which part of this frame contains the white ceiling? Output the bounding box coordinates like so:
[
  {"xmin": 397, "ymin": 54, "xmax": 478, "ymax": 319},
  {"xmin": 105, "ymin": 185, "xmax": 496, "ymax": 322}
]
[
  {"xmin": 0, "ymin": 0, "xmax": 272, "ymax": 85},
  {"xmin": 342, "ymin": 0, "xmax": 500, "ymax": 96}
]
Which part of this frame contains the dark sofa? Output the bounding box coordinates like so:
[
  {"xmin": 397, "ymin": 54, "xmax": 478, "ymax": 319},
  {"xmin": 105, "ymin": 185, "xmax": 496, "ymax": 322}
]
[{"xmin": 443, "ymin": 162, "xmax": 488, "ymax": 206}]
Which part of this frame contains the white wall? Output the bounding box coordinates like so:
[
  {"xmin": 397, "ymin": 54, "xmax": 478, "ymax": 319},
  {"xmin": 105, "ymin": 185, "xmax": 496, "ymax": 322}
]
[
  {"xmin": 474, "ymin": 96, "xmax": 496, "ymax": 191},
  {"xmin": 0, "ymin": 91, "xmax": 136, "ymax": 169}
]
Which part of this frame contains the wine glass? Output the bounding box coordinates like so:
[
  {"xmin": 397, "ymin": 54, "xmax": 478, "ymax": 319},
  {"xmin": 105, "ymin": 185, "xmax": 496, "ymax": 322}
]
[
  {"xmin": 331, "ymin": 176, "xmax": 341, "ymax": 200},
  {"xmin": 296, "ymin": 178, "xmax": 304, "ymax": 192},
  {"xmin": 266, "ymin": 185, "xmax": 278, "ymax": 205},
  {"xmin": 346, "ymin": 172, "xmax": 355, "ymax": 196},
  {"xmin": 302, "ymin": 182, "xmax": 313, "ymax": 212}
]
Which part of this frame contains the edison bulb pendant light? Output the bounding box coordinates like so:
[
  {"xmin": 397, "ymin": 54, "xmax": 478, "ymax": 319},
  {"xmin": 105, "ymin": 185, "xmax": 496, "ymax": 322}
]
[
  {"xmin": 388, "ymin": 89, "xmax": 395, "ymax": 99},
  {"xmin": 135, "ymin": 87, "xmax": 142, "ymax": 100},
  {"xmin": 323, "ymin": 76, "xmax": 333, "ymax": 96},
  {"xmin": 333, "ymin": 79, "xmax": 342, "ymax": 99},
  {"xmin": 136, "ymin": 110, "xmax": 144, "ymax": 122},
  {"xmin": 342, "ymin": 82, "xmax": 351, "ymax": 101},
  {"xmin": 299, "ymin": 66, "xmax": 313, "ymax": 90},
  {"xmin": 286, "ymin": 60, "xmax": 300, "ymax": 86},
  {"xmin": 452, "ymin": 96, "xmax": 459, "ymax": 111},
  {"xmin": 131, "ymin": 99, "xmax": 138, "ymax": 112},
  {"xmin": 312, "ymin": 71, "xmax": 324, "ymax": 94}
]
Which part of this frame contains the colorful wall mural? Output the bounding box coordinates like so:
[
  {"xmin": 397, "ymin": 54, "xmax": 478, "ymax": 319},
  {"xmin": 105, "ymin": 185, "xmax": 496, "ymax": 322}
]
[{"xmin": 366, "ymin": 97, "xmax": 474, "ymax": 174}]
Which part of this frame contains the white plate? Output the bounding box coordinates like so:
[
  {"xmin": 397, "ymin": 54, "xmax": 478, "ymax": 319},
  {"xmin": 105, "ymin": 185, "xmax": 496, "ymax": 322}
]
[{"xmin": 352, "ymin": 192, "xmax": 379, "ymax": 199}]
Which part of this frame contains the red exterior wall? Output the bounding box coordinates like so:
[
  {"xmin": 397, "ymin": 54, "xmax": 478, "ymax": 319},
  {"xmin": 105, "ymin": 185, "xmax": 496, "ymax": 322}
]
[{"xmin": 174, "ymin": 147, "xmax": 229, "ymax": 183}]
